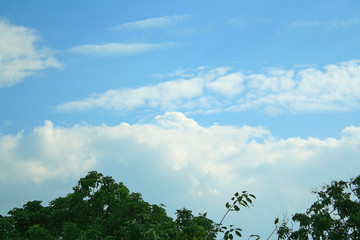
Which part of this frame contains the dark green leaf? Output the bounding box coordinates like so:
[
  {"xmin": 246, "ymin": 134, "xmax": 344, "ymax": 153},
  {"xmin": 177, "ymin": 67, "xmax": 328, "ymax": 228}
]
[{"xmin": 249, "ymin": 234, "xmax": 260, "ymax": 239}]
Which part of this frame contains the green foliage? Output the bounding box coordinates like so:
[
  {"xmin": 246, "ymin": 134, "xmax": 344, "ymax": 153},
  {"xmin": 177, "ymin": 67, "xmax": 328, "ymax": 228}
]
[
  {"xmin": 276, "ymin": 175, "xmax": 360, "ymax": 240},
  {"xmin": 61, "ymin": 222, "xmax": 82, "ymax": 240},
  {"xmin": 175, "ymin": 208, "xmax": 217, "ymax": 239},
  {"xmin": 26, "ymin": 224, "xmax": 53, "ymax": 240}
]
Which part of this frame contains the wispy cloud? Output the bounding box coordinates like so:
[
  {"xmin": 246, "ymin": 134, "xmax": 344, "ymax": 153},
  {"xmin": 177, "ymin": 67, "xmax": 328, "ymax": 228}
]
[
  {"xmin": 57, "ymin": 60, "xmax": 360, "ymax": 115},
  {"xmin": 288, "ymin": 17, "xmax": 360, "ymax": 30},
  {"xmin": 109, "ymin": 15, "xmax": 190, "ymax": 31},
  {"xmin": 69, "ymin": 42, "xmax": 174, "ymax": 55},
  {"xmin": 228, "ymin": 16, "xmax": 269, "ymax": 29},
  {"xmin": 151, "ymin": 66, "xmax": 209, "ymax": 79},
  {"xmin": 0, "ymin": 20, "xmax": 61, "ymax": 87}
]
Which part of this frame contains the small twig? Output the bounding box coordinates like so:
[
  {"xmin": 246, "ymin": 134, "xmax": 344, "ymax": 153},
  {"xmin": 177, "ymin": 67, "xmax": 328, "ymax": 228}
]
[
  {"xmin": 266, "ymin": 226, "xmax": 277, "ymax": 240},
  {"xmin": 218, "ymin": 203, "xmax": 235, "ymax": 227}
]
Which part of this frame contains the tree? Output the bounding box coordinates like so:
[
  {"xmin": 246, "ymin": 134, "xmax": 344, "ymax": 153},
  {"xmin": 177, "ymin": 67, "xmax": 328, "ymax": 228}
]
[
  {"xmin": 0, "ymin": 171, "xmax": 221, "ymax": 239},
  {"xmin": 277, "ymin": 175, "xmax": 360, "ymax": 240}
]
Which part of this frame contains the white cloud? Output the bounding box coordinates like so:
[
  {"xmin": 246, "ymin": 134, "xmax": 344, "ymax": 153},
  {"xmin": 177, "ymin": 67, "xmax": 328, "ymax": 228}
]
[
  {"xmin": 0, "ymin": 121, "xmax": 96, "ymax": 183},
  {"xmin": 153, "ymin": 111, "xmax": 200, "ymax": 131},
  {"xmin": 57, "ymin": 75, "xmax": 207, "ymax": 112},
  {"xmin": 109, "ymin": 15, "xmax": 189, "ymax": 30},
  {"xmin": 69, "ymin": 42, "xmax": 173, "ymax": 55},
  {"xmin": 0, "ymin": 112, "xmax": 359, "ymax": 235},
  {"xmin": 0, "ymin": 20, "xmax": 61, "ymax": 87},
  {"xmin": 57, "ymin": 60, "xmax": 360, "ymax": 115},
  {"xmin": 206, "ymin": 72, "xmax": 244, "ymax": 97}
]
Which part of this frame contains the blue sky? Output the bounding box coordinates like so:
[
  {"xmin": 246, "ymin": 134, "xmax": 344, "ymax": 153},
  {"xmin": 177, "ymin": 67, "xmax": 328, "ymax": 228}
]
[{"xmin": 1, "ymin": 0, "xmax": 360, "ymax": 238}]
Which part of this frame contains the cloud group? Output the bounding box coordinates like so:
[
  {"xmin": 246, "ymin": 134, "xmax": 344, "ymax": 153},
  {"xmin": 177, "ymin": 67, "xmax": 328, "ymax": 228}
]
[
  {"xmin": 0, "ymin": 20, "xmax": 61, "ymax": 87},
  {"xmin": 70, "ymin": 15, "xmax": 190, "ymax": 56},
  {"xmin": 57, "ymin": 60, "xmax": 360, "ymax": 115},
  {"xmin": 1, "ymin": 111, "xmax": 359, "ymax": 199}
]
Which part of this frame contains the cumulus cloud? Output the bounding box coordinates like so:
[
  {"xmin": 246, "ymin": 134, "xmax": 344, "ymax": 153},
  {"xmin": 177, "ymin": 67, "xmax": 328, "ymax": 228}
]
[
  {"xmin": 0, "ymin": 112, "xmax": 358, "ymax": 191},
  {"xmin": 109, "ymin": 15, "xmax": 189, "ymax": 31},
  {"xmin": 0, "ymin": 121, "xmax": 96, "ymax": 183},
  {"xmin": 69, "ymin": 42, "xmax": 174, "ymax": 55},
  {"xmin": 0, "ymin": 19, "xmax": 61, "ymax": 87},
  {"xmin": 57, "ymin": 60, "xmax": 360, "ymax": 115}
]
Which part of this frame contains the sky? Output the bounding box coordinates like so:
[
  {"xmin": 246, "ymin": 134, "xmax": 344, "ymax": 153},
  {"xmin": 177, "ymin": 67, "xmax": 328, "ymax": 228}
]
[{"xmin": 1, "ymin": 0, "xmax": 360, "ymax": 238}]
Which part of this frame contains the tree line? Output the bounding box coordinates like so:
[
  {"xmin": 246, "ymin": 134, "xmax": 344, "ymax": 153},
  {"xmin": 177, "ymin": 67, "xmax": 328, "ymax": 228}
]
[{"xmin": 0, "ymin": 171, "xmax": 359, "ymax": 239}]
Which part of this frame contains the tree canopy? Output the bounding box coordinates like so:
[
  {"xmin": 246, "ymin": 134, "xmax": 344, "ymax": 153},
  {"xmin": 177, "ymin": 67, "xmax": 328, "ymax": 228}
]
[{"xmin": 277, "ymin": 175, "xmax": 360, "ymax": 240}]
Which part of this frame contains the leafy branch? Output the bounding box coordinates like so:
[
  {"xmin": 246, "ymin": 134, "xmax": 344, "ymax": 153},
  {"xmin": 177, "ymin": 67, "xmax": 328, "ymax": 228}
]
[{"xmin": 216, "ymin": 191, "xmax": 259, "ymax": 240}]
